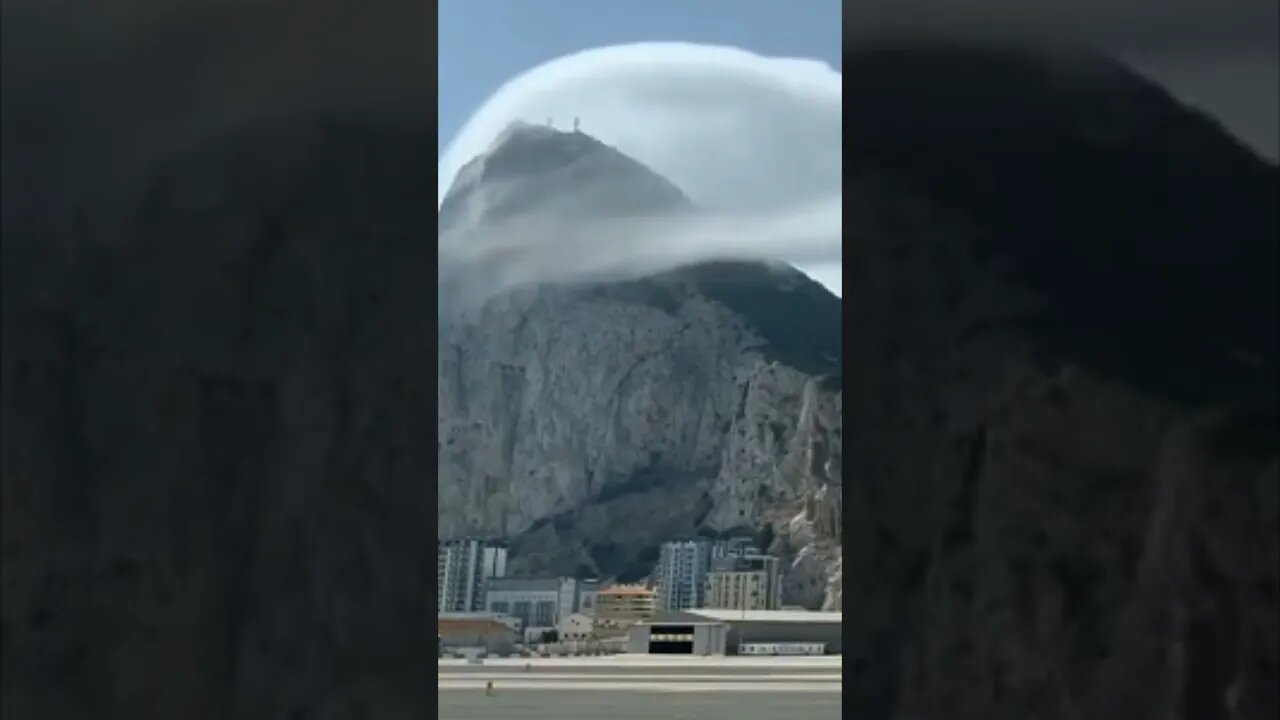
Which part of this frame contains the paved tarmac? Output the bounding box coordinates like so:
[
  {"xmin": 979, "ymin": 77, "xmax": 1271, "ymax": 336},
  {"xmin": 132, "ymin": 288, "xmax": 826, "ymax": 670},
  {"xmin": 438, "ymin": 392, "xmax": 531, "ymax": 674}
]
[
  {"xmin": 439, "ymin": 655, "xmax": 842, "ymax": 671},
  {"xmin": 440, "ymin": 689, "xmax": 841, "ymax": 719},
  {"xmin": 439, "ymin": 656, "xmax": 841, "ymax": 719}
]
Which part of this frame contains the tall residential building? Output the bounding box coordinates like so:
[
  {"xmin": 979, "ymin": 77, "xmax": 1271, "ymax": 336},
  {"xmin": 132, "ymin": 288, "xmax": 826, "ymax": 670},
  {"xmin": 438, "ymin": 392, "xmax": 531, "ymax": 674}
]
[
  {"xmin": 437, "ymin": 539, "xmax": 508, "ymax": 613},
  {"xmin": 654, "ymin": 539, "xmax": 713, "ymax": 610},
  {"xmin": 705, "ymin": 554, "xmax": 782, "ymax": 611}
]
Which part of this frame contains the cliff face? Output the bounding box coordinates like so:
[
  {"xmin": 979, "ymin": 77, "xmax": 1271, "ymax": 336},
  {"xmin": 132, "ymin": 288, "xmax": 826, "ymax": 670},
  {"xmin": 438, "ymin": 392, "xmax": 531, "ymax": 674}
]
[
  {"xmin": 841, "ymin": 43, "xmax": 1278, "ymax": 720},
  {"xmin": 5, "ymin": 36, "xmax": 1274, "ymax": 720},
  {"xmin": 0, "ymin": 114, "xmax": 843, "ymax": 718},
  {"xmin": 437, "ymin": 126, "xmax": 844, "ymax": 608},
  {"xmin": 2, "ymin": 120, "xmax": 439, "ymax": 719}
]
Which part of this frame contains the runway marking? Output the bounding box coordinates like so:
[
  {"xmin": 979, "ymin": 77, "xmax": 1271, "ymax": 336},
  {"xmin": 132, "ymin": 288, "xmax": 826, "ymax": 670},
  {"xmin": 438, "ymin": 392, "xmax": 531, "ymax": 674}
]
[
  {"xmin": 439, "ymin": 657, "xmax": 842, "ymax": 666},
  {"xmin": 438, "ymin": 680, "xmax": 841, "ymax": 693},
  {"xmin": 435, "ymin": 671, "xmax": 844, "ymax": 676}
]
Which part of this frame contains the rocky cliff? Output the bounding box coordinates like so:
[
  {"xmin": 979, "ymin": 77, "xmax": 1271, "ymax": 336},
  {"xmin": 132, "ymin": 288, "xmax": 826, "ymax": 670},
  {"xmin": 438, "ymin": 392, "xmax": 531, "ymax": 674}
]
[
  {"xmin": 4, "ymin": 34, "xmax": 1275, "ymax": 720},
  {"xmin": 0, "ymin": 114, "xmax": 844, "ymax": 718},
  {"xmin": 3, "ymin": 119, "xmax": 439, "ymax": 719},
  {"xmin": 437, "ymin": 125, "xmax": 844, "ymax": 609},
  {"xmin": 841, "ymin": 42, "xmax": 1278, "ymax": 720}
]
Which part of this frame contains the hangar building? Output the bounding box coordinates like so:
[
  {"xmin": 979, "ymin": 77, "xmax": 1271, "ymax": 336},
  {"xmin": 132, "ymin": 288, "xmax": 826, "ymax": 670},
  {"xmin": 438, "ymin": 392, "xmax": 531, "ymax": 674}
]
[{"xmin": 627, "ymin": 609, "xmax": 842, "ymax": 655}]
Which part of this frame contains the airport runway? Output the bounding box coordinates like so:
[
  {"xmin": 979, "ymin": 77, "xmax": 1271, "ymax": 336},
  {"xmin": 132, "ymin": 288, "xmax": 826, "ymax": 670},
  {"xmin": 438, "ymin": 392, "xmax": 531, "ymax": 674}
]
[
  {"xmin": 440, "ymin": 689, "xmax": 841, "ymax": 719},
  {"xmin": 439, "ymin": 656, "xmax": 841, "ymax": 719},
  {"xmin": 439, "ymin": 655, "xmax": 842, "ymax": 670},
  {"xmin": 437, "ymin": 655, "xmax": 839, "ymax": 671}
]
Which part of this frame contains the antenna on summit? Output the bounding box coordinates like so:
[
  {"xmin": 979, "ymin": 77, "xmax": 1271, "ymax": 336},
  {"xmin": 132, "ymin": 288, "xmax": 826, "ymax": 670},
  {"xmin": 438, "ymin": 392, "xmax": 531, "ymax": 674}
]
[
  {"xmin": 573, "ymin": 117, "xmax": 580, "ymax": 132},
  {"xmin": 546, "ymin": 116, "xmax": 553, "ymax": 128}
]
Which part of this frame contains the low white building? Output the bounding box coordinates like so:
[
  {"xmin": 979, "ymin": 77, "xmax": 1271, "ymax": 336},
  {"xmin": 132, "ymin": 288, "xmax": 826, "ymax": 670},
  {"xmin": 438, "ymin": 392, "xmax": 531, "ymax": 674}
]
[
  {"xmin": 628, "ymin": 609, "xmax": 843, "ymax": 655},
  {"xmin": 558, "ymin": 612, "xmax": 595, "ymax": 641}
]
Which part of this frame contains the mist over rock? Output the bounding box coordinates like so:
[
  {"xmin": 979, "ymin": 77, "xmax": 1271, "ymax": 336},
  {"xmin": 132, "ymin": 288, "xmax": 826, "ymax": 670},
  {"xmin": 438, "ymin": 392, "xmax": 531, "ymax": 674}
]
[
  {"xmin": 842, "ymin": 41, "xmax": 1277, "ymax": 720},
  {"xmin": 440, "ymin": 121, "xmax": 691, "ymax": 231},
  {"xmin": 437, "ymin": 125, "xmax": 844, "ymax": 605}
]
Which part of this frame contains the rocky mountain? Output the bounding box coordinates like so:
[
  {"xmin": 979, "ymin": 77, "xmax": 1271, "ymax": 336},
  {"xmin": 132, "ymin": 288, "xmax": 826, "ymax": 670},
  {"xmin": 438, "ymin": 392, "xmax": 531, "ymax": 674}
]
[
  {"xmin": 0, "ymin": 110, "xmax": 843, "ymax": 718},
  {"xmin": 3, "ymin": 118, "xmax": 440, "ymax": 719},
  {"xmin": 841, "ymin": 41, "xmax": 1277, "ymax": 720},
  {"xmin": 3, "ymin": 32, "xmax": 1275, "ymax": 720},
  {"xmin": 437, "ymin": 124, "xmax": 844, "ymax": 609}
]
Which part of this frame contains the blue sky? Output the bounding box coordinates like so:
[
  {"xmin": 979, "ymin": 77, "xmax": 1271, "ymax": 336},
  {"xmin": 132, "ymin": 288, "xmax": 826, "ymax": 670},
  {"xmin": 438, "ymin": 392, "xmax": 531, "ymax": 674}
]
[{"xmin": 438, "ymin": 0, "xmax": 841, "ymax": 154}]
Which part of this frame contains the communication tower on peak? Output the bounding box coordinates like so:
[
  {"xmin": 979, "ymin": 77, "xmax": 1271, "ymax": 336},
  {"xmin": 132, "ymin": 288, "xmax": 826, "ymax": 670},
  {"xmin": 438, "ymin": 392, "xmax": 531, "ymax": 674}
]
[{"xmin": 573, "ymin": 117, "xmax": 580, "ymax": 132}]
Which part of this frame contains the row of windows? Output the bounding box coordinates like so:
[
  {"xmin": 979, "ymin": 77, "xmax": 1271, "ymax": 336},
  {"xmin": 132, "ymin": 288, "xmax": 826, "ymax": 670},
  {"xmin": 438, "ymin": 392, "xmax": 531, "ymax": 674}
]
[{"xmin": 487, "ymin": 600, "xmax": 557, "ymax": 626}]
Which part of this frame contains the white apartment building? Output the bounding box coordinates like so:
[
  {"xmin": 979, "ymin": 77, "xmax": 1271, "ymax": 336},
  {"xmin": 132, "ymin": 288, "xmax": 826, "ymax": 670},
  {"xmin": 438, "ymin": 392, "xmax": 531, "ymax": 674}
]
[
  {"xmin": 654, "ymin": 537, "xmax": 768, "ymax": 611},
  {"xmin": 705, "ymin": 554, "xmax": 782, "ymax": 611},
  {"xmin": 655, "ymin": 539, "xmax": 713, "ymax": 610},
  {"xmin": 437, "ymin": 539, "xmax": 508, "ymax": 613}
]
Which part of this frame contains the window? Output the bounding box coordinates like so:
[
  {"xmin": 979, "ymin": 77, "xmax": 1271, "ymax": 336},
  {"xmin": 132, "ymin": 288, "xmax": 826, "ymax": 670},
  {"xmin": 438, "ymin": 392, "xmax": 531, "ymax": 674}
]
[
  {"xmin": 513, "ymin": 601, "xmax": 532, "ymax": 626},
  {"xmin": 535, "ymin": 600, "xmax": 555, "ymax": 626}
]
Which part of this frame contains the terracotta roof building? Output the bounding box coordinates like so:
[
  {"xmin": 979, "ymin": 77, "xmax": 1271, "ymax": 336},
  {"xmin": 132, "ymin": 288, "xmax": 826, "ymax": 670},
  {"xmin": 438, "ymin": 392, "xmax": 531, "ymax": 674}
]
[
  {"xmin": 437, "ymin": 614, "xmax": 517, "ymax": 654},
  {"xmin": 594, "ymin": 584, "xmax": 656, "ymax": 624}
]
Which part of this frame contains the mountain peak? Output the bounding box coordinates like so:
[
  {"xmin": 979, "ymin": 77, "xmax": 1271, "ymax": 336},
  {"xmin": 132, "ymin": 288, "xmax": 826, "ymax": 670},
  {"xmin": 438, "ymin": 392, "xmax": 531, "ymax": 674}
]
[
  {"xmin": 439, "ymin": 123, "xmax": 690, "ymax": 232},
  {"xmin": 488, "ymin": 120, "xmax": 578, "ymax": 149},
  {"xmin": 844, "ymin": 39, "xmax": 1278, "ymax": 405}
]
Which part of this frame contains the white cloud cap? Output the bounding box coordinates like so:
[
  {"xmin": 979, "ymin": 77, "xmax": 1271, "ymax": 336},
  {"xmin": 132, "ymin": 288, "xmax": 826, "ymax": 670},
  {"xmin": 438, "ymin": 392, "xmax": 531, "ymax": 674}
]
[{"xmin": 438, "ymin": 42, "xmax": 842, "ymax": 296}]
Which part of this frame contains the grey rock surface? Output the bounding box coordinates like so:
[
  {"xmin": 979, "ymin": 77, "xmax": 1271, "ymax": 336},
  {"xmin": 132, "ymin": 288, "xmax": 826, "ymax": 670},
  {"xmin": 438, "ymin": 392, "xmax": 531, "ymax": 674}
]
[
  {"xmin": 3, "ymin": 120, "xmax": 437, "ymax": 719},
  {"xmin": 840, "ymin": 41, "xmax": 1278, "ymax": 720},
  {"xmin": 439, "ymin": 278, "xmax": 842, "ymax": 604},
  {"xmin": 4, "ymin": 36, "xmax": 1276, "ymax": 720},
  {"xmin": 1, "ymin": 116, "xmax": 845, "ymax": 720},
  {"xmin": 437, "ymin": 128, "xmax": 844, "ymax": 603}
]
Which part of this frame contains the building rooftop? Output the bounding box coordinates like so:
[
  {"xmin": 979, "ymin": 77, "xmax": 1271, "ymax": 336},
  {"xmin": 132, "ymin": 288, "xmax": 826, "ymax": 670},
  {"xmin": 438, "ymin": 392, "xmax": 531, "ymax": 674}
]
[
  {"xmin": 438, "ymin": 612, "xmax": 513, "ymax": 621},
  {"xmin": 484, "ymin": 577, "xmax": 567, "ymax": 593},
  {"xmin": 438, "ymin": 537, "xmax": 508, "ymax": 547},
  {"xmin": 439, "ymin": 611, "xmax": 520, "ymax": 630},
  {"xmin": 710, "ymin": 555, "xmax": 776, "ymax": 572},
  {"xmin": 679, "ymin": 609, "xmax": 843, "ymax": 624},
  {"xmin": 599, "ymin": 584, "xmax": 655, "ymax": 597}
]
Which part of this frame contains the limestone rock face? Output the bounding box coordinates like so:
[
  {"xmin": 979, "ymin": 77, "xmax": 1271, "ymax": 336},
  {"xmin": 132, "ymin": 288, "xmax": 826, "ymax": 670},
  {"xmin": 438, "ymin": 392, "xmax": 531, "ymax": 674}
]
[
  {"xmin": 3, "ymin": 120, "xmax": 438, "ymax": 719},
  {"xmin": 438, "ymin": 283, "xmax": 843, "ymax": 601},
  {"xmin": 840, "ymin": 42, "xmax": 1278, "ymax": 720},
  {"xmin": 1, "ymin": 114, "xmax": 844, "ymax": 719},
  {"xmin": 436, "ymin": 126, "xmax": 843, "ymax": 603}
]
